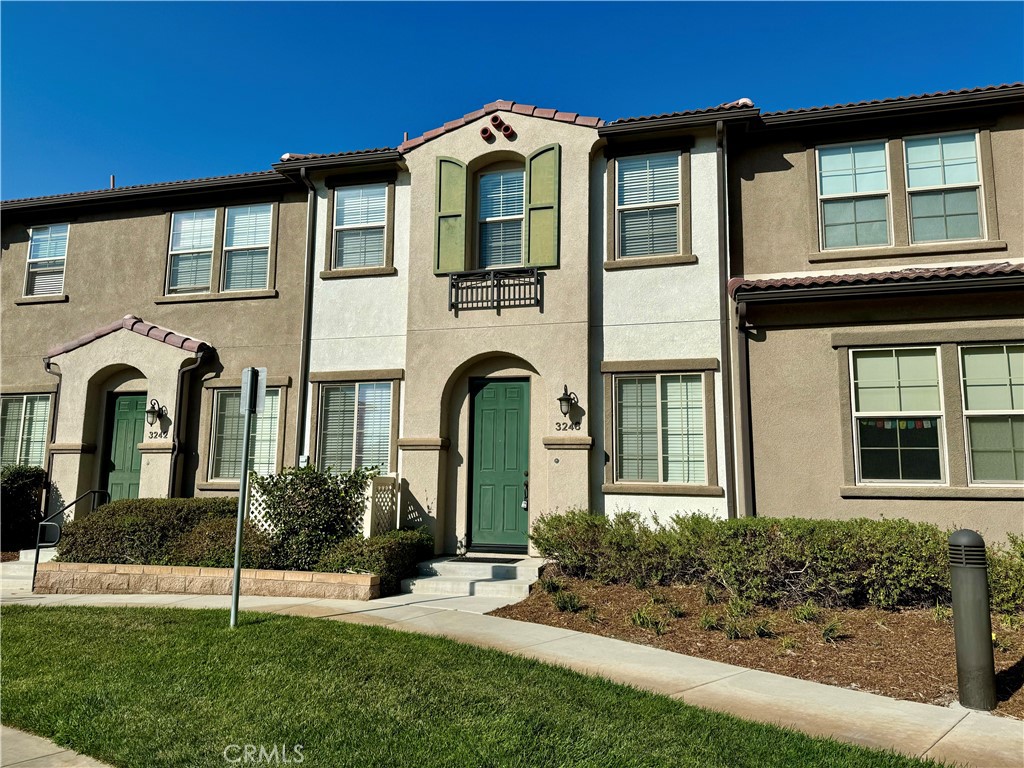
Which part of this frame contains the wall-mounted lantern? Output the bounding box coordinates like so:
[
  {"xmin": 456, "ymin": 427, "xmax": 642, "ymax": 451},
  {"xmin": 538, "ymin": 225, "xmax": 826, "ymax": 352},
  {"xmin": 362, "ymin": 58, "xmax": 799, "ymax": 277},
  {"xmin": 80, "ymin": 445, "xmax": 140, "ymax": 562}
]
[
  {"xmin": 557, "ymin": 385, "xmax": 578, "ymax": 417},
  {"xmin": 145, "ymin": 398, "xmax": 167, "ymax": 427}
]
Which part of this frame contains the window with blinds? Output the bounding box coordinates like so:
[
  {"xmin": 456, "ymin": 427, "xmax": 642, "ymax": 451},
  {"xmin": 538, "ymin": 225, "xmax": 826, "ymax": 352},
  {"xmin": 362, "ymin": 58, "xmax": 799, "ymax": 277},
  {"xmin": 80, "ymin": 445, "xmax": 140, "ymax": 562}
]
[
  {"xmin": 223, "ymin": 204, "xmax": 272, "ymax": 291},
  {"xmin": 478, "ymin": 170, "xmax": 524, "ymax": 268},
  {"xmin": 168, "ymin": 210, "xmax": 215, "ymax": 293},
  {"xmin": 210, "ymin": 388, "xmax": 280, "ymax": 480},
  {"xmin": 960, "ymin": 344, "xmax": 1024, "ymax": 484},
  {"xmin": 318, "ymin": 382, "xmax": 392, "ymax": 473},
  {"xmin": 615, "ymin": 374, "xmax": 705, "ymax": 484},
  {"xmin": 616, "ymin": 153, "xmax": 680, "ymax": 258},
  {"xmin": 25, "ymin": 223, "xmax": 69, "ymax": 296},
  {"xmin": 334, "ymin": 184, "xmax": 387, "ymax": 269},
  {"xmin": 0, "ymin": 395, "xmax": 50, "ymax": 468}
]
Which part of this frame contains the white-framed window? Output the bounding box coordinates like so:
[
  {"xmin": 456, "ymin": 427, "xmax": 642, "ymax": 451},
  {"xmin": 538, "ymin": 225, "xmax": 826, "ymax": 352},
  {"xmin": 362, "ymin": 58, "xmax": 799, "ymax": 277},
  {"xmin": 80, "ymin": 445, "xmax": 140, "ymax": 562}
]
[
  {"xmin": 478, "ymin": 169, "xmax": 524, "ymax": 268},
  {"xmin": 0, "ymin": 394, "xmax": 50, "ymax": 468},
  {"xmin": 318, "ymin": 382, "xmax": 392, "ymax": 473},
  {"xmin": 616, "ymin": 152, "xmax": 680, "ymax": 259},
  {"xmin": 851, "ymin": 348, "xmax": 945, "ymax": 484},
  {"xmin": 960, "ymin": 344, "xmax": 1024, "ymax": 485},
  {"xmin": 904, "ymin": 132, "xmax": 983, "ymax": 243},
  {"xmin": 334, "ymin": 184, "xmax": 387, "ymax": 269},
  {"xmin": 25, "ymin": 223, "xmax": 69, "ymax": 296},
  {"xmin": 168, "ymin": 209, "xmax": 215, "ymax": 294},
  {"xmin": 614, "ymin": 373, "xmax": 705, "ymax": 484},
  {"xmin": 223, "ymin": 204, "xmax": 272, "ymax": 291},
  {"xmin": 817, "ymin": 142, "xmax": 890, "ymax": 249},
  {"xmin": 209, "ymin": 388, "xmax": 280, "ymax": 480}
]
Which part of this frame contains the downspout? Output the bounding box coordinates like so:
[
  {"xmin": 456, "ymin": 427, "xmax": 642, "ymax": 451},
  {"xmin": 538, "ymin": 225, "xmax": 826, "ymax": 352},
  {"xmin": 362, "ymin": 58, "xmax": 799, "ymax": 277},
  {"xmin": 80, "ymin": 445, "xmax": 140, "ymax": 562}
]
[
  {"xmin": 735, "ymin": 300, "xmax": 755, "ymax": 517},
  {"xmin": 42, "ymin": 358, "xmax": 62, "ymax": 516},
  {"xmin": 168, "ymin": 349, "xmax": 208, "ymax": 497},
  {"xmin": 295, "ymin": 166, "xmax": 317, "ymax": 464},
  {"xmin": 716, "ymin": 120, "xmax": 738, "ymax": 519}
]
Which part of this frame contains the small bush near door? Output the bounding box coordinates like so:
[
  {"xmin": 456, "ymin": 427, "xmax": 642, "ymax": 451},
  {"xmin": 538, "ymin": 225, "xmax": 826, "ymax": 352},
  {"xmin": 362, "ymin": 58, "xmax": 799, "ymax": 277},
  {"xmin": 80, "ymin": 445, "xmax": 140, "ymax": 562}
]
[
  {"xmin": 531, "ymin": 510, "xmax": 1024, "ymax": 615},
  {"xmin": 316, "ymin": 528, "xmax": 434, "ymax": 596},
  {"xmin": 169, "ymin": 516, "xmax": 274, "ymax": 569},
  {"xmin": 0, "ymin": 465, "xmax": 47, "ymax": 551}
]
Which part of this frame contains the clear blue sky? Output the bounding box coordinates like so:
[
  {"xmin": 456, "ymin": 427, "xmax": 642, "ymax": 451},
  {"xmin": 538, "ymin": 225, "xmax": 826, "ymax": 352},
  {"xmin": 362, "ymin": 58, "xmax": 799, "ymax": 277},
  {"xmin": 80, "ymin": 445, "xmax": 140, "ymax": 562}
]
[{"xmin": 2, "ymin": 2, "xmax": 1021, "ymax": 200}]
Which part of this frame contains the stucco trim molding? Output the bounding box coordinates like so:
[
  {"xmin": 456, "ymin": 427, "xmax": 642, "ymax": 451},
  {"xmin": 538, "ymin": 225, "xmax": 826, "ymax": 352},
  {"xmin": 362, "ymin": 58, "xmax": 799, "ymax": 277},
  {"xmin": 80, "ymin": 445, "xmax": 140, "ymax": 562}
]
[
  {"xmin": 602, "ymin": 483, "xmax": 725, "ymax": 497},
  {"xmin": 1, "ymin": 383, "xmax": 58, "ymax": 395},
  {"xmin": 397, "ymin": 437, "xmax": 451, "ymax": 452},
  {"xmin": 840, "ymin": 485, "xmax": 1023, "ymax": 500},
  {"xmin": 309, "ymin": 369, "xmax": 404, "ymax": 383},
  {"xmin": 153, "ymin": 289, "xmax": 278, "ymax": 305},
  {"xmin": 196, "ymin": 481, "xmax": 240, "ymax": 492},
  {"xmin": 601, "ymin": 358, "xmax": 719, "ymax": 374},
  {"xmin": 542, "ymin": 435, "xmax": 593, "ymax": 450},
  {"xmin": 203, "ymin": 375, "xmax": 292, "ymax": 389},
  {"xmin": 15, "ymin": 294, "xmax": 69, "ymax": 306},
  {"xmin": 831, "ymin": 327, "xmax": 1024, "ymax": 349},
  {"xmin": 603, "ymin": 254, "xmax": 697, "ymax": 271},
  {"xmin": 808, "ymin": 239, "xmax": 1008, "ymax": 265},
  {"xmin": 48, "ymin": 442, "xmax": 96, "ymax": 455},
  {"xmin": 137, "ymin": 441, "xmax": 174, "ymax": 454},
  {"xmin": 319, "ymin": 266, "xmax": 397, "ymax": 280}
]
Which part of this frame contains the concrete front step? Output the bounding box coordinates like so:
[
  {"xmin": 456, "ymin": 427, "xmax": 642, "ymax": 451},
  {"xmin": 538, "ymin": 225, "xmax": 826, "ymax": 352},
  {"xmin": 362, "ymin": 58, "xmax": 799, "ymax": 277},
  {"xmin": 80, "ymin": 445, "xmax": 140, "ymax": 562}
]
[
  {"xmin": 400, "ymin": 575, "xmax": 536, "ymax": 598},
  {"xmin": 402, "ymin": 556, "xmax": 544, "ymax": 598}
]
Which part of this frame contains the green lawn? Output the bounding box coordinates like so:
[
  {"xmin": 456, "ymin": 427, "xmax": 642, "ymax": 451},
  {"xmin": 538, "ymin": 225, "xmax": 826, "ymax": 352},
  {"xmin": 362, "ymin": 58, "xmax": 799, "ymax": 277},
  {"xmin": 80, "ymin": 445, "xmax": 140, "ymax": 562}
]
[{"xmin": 1, "ymin": 606, "xmax": 943, "ymax": 768}]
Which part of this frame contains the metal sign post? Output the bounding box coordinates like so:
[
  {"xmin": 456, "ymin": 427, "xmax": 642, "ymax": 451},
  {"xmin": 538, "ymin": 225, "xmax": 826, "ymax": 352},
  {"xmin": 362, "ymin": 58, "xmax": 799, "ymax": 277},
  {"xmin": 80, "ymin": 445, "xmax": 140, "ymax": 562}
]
[{"xmin": 230, "ymin": 367, "xmax": 266, "ymax": 628}]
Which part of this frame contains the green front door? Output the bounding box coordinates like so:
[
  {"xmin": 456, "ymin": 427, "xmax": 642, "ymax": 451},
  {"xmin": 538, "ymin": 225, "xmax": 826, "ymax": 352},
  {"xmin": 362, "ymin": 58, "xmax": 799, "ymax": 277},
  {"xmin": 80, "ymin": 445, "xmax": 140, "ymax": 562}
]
[
  {"xmin": 470, "ymin": 379, "xmax": 530, "ymax": 550},
  {"xmin": 103, "ymin": 394, "xmax": 146, "ymax": 502}
]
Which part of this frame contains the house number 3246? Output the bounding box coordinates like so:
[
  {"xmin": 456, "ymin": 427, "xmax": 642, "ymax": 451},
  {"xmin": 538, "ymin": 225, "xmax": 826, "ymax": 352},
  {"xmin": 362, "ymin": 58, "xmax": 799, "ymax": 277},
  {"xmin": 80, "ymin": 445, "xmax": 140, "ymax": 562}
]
[{"xmin": 554, "ymin": 422, "xmax": 581, "ymax": 431}]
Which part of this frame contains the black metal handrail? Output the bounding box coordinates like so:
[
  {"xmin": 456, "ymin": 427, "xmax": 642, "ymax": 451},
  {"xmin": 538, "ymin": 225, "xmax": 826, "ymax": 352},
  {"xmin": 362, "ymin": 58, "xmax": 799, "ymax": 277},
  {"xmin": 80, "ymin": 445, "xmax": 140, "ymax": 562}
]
[
  {"xmin": 448, "ymin": 267, "xmax": 542, "ymax": 313},
  {"xmin": 31, "ymin": 489, "xmax": 109, "ymax": 591}
]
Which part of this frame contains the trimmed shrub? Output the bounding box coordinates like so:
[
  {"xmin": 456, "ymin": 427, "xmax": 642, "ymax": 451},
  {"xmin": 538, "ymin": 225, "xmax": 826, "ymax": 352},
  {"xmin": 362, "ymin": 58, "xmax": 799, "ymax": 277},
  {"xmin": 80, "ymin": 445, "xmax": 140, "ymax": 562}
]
[
  {"xmin": 57, "ymin": 497, "xmax": 237, "ymax": 564},
  {"xmin": 529, "ymin": 511, "xmax": 1008, "ymax": 612},
  {"xmin": 252, "ymin": 465, "xmax": 374, "ymax": 572},
  {"xmin": 168, "ymin": 516, "xmax": 274, "ymax": 569},
  {"xmin": 315, "ymin": 528, "xmax": 433, "ymax": 596},
  {"xmin": 1, "ymin": 465, "xmax": 47, "ymax": 551}
]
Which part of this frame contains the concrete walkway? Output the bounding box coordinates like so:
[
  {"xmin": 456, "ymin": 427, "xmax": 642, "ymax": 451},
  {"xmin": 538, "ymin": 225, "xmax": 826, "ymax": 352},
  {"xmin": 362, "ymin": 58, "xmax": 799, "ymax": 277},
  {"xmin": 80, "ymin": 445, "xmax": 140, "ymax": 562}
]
[
  {"xmin": 2, "ymin": 562, "xmax": 1022, "ymax": 768},
  {"xmin": 1, "ymin": 726, "xmax": 109, "ymax": 767}
]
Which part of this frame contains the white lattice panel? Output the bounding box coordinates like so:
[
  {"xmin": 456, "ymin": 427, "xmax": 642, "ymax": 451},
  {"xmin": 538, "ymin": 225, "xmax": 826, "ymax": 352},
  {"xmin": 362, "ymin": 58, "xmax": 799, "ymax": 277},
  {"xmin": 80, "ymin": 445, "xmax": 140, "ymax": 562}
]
[{"xmin": 246, "ymin": 482, "xmax": 276, "ymax": 535}]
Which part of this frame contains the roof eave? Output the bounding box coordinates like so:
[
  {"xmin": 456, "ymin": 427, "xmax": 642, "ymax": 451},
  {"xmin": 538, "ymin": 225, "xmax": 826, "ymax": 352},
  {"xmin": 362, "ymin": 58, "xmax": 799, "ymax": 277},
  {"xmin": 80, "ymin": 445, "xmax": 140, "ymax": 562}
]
[
  {"xmin": 272, "ymin": 150, "xmax": 403, "ymax": 180},
  {"xmin": 733, "ymin": 274, "xmax": 1024, "ymax": 303},
  {"xmin": 599, "ymin": 107, "xmax": 761, "ymax": 136}
]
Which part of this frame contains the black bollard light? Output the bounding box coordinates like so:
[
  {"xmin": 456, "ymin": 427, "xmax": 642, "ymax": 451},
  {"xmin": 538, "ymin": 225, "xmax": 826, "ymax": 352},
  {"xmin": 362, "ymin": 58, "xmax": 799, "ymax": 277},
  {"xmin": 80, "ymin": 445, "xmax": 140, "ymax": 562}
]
[{"xmin": 948, "ymin": 529, "xmax": 996, "ymax": 711}]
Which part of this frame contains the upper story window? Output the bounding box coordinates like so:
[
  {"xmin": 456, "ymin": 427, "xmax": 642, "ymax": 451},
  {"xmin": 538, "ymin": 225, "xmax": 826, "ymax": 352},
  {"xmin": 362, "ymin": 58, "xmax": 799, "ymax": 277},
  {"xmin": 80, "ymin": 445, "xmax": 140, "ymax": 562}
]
[
  {"xmin": 0, "ymin": 394, "xmax": 50, "ymax": 468},
  {"xmin": 223, "ymin": 204, "xmax": 272, "ymax": 291},
  {"xmin": 616, "ymin": 152, "xmax": 680, "ymax": 259},
  {"xmin": 905, "ymin": 132, "xmax": 983, "ymax": 243},
  {"xmin": 333, "ymin": 184, "xmax": 387, "ymax": 269},
  {"xmin": 168, "ymin": 210, "xmax": 216, "ymax": 294},
  {"xmin": 817, "ymin": 142, "xmax": 890, "ymax": 249},
  {"xmin": 25, "ymin": 223, "xmax": 69, "ymax": 296},
  {"xmin": 478, "ymin": 168, "xmax": 524, "ymax": 268}
]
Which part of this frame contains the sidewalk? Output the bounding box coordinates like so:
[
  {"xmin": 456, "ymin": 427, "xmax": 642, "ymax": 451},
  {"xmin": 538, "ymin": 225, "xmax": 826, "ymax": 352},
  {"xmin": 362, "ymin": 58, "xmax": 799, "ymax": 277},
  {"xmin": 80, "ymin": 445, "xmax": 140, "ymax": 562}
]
[
  {"xmin": 1, "ymin": 726, "xmax": 109, "ymax": 767},
  {"xmin": 3, "ymin": 563, "xmax": 1022, "ymax": 768}
]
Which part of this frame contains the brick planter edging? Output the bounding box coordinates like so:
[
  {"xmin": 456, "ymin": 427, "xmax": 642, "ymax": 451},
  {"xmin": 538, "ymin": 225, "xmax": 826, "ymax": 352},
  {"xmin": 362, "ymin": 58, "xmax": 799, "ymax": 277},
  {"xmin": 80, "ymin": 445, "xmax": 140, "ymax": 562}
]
[{"xmin": 34, "ymin": 562, "xmax": 379, "ymax": 601}]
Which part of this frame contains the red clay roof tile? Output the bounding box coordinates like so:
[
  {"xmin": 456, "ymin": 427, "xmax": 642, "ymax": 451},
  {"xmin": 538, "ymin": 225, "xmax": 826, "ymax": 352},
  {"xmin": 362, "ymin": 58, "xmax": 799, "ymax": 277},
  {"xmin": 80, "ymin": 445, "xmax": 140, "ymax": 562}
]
[
  {"xmin": 45, "ymin": 315, "xmax": 211, "ymax": 360},
  {"xmin": 609, "ymin": 98, "xmax": 755, "ymax": 126},
  {"xmin": 762, "ymin": 83, "xmax": 1023, "ymax": 118}
]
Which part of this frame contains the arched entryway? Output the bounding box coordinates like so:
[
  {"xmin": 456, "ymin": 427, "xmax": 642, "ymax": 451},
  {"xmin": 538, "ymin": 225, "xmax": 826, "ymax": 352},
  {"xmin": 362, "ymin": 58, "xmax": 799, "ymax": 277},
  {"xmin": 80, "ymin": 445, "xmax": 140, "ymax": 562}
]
[{"xmin": 86, "ymin": 365, "xmax": 149, "ymax": 501}]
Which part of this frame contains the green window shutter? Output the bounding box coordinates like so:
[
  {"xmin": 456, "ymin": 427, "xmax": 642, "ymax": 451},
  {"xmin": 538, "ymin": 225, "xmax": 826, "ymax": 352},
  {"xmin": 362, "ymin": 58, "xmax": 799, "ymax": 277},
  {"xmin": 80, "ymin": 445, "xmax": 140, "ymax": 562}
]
[
  {"xmin": 525, "ymin": 143, "xmax": 561, "ymax": 268},
  {"xmin": 435, "ymin": 157, "xmax": 467, "ymax": 274}
]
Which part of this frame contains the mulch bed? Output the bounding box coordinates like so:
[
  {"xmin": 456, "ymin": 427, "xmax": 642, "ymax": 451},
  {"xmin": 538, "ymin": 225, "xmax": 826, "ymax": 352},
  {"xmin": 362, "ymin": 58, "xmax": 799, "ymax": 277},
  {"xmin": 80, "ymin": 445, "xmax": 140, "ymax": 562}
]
[
  {"xmin": 0, "ymin": 552, "xmax": 21, "ymax": 563},
  {"xmin": 490, "ymin": 577, "xmax": 1024, "ymax": 720}
]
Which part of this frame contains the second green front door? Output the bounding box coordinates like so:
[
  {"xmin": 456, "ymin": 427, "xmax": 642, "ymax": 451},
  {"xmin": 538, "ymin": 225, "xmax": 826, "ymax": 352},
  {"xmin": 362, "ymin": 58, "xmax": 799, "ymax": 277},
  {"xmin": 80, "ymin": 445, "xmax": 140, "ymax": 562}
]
[
  {"xmin": 103, "ymin": 394, "xmax": 146, "ymax": 502},
  {"xmin": 470, "ymin": 379, "xmax": 530, "ymax": 550}
]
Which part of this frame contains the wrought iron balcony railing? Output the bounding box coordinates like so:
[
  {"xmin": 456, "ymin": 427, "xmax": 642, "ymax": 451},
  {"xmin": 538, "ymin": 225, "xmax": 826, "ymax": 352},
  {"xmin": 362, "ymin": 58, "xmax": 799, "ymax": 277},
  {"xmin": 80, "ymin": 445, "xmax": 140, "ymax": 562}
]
[{"xmin": 448, "ymin": 267, "xmax": 543, "ymax": 313}]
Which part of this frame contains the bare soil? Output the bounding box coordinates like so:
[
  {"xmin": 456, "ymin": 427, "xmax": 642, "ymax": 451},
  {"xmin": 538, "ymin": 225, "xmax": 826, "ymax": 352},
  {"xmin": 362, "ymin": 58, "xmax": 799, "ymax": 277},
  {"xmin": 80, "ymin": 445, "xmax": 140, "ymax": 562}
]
[
  {"xmin": 0, "ymin": 552, "xmax": 21, "ymax": 563},
  {"xmin": 490, "ymin": 577, "xmax": 1024, "ymax": 720}
]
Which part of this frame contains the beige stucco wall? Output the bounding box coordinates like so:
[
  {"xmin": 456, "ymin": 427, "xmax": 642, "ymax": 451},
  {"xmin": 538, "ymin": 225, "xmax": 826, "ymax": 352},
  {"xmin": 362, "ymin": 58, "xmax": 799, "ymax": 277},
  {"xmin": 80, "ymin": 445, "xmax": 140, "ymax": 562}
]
[
  {"xmin": 745, "ymin": 303, "xmax": 1024, "ymax": 543},
  {"xmin": 1, "ymin": 190, "xmax": 308, "ymax": 499},
  {"xmin": 731, "ymin": 113, "xmax": 1023, "ymax": 277},
  {"xmin": 399, "ymin": 113, "xmax": 599, "ymax": 552}
]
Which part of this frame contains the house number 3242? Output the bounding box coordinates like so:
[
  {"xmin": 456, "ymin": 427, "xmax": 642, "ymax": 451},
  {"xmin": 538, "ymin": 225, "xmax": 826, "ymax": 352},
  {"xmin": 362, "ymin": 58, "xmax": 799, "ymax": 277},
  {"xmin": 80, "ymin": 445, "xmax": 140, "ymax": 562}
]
[{"xmin": 554, "ymin": 422, "xmax": 581, "ymax": 431}]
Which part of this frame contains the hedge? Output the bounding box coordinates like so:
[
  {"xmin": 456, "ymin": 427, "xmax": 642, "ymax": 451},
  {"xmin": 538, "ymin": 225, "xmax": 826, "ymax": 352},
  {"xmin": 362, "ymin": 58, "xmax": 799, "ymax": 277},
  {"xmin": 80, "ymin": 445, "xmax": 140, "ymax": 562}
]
[
  {"xmin": 531, "ymin": 510, "xmax": 1024, "ymax": 613},
  {"xmin": 1, "ymin": 465, "xmax": 47, "ymax": 551},
  {"xmin": 168, "ymin": 516, "xmax": 274, "ymax": 569},
  {"xmin": 316, "ymin": 528, "xmax": 434, "ymax": 596}
]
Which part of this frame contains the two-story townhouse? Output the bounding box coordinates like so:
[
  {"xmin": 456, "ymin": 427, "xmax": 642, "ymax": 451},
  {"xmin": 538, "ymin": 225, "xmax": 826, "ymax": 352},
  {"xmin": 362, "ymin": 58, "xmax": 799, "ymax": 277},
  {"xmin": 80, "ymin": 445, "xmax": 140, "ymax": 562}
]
[
  {"xmin": 727, "ymin": 84, "xmax": 1024, "ymax": 541},
  {"xmin": 279, "ymin": 99, "xmax": 754, "ymax": 555},
  {"xmin": 1, "ymin": 172, "xmax": 308, "ymax": 514}
]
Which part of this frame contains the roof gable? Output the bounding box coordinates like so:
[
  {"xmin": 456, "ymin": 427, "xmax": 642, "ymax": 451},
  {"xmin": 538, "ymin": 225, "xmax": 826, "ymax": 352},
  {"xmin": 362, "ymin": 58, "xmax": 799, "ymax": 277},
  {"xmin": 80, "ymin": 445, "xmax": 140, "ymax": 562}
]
[{"xmin": 45, "ymin": 315, "xmax": 211, "ymax": 361}]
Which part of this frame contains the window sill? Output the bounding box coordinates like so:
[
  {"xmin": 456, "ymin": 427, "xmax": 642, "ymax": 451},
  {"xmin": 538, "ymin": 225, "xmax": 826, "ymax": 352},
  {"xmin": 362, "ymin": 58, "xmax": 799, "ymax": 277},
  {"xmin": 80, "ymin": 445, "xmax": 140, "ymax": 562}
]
[
  {"xmin": 154, "ymin": 289, "xmax": 278, "ymax": 304},
  {"xmin": 320, "ymin": 266, "xmax": 396, "ymax": 280},
  {"xmin": 604, "ymin": 254, "xmax": 697, "ymax": 271},
  {"xmin": 15, "ymin": 294, "xmax": 68, "ymax": 305},
  {"xmin": 840, "ymin": 485, "xmax": 1022, "ymax": 500},
  {"xmin": 602, "ymin": 483, "xmax": 724, "ymax": 497},
  {"xmin": 809, "ymin": 239, "xmax": 1007, "ymax": 264},
  {"xmin": 196, "ymin": 481, "xmax": 241, "ymax": 492}
]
